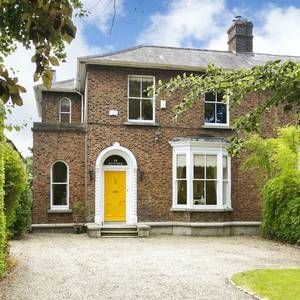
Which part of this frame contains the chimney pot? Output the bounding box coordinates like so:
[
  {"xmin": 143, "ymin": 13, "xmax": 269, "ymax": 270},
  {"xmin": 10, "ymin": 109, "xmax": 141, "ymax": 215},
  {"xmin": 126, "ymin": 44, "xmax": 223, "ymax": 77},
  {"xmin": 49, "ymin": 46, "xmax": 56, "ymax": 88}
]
[{"xmin": 227, "ymin": 16, "xmax": 253, "ymax": 53}]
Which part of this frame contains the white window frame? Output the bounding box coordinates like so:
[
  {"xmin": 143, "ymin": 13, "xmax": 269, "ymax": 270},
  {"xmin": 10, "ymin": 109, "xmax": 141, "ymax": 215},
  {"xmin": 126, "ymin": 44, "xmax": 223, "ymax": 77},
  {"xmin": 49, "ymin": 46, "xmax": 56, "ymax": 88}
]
[
  {"xmin": 59, "ymin": 97, "xmax": 72, "ymax": 123},
  {"xmin": 204, "ymin": 92, "xmax": 229, "ymax": 127},
  {"xmin": 170, "ymin": 140, "xmax": 231, "ymax": 210},
  {"xmin": 127, "ymin": 75, "xmax": 155, "ymax": 123},
  {"xmin": 50, "ymin": 160, "xmax": 69, "ymax": 210}
]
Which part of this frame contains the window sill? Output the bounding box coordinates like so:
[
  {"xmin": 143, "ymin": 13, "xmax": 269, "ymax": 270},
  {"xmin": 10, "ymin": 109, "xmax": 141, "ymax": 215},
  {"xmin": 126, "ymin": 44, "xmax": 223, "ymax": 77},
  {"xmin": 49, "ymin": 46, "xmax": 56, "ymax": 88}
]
[
  {"xmin": 202, "ymin": 125, "xmax": 233, "ymax": 130},
  {"xmin": 171, "ymin": 207, "xmax": 233, "ymax": 212},
  {"xmin": 124, "ymin": 121, "xmax": 160, "ymax": 127},
  {"xmin": 47, "ymin": 209, "xmax": 73, "ymax": 214}
]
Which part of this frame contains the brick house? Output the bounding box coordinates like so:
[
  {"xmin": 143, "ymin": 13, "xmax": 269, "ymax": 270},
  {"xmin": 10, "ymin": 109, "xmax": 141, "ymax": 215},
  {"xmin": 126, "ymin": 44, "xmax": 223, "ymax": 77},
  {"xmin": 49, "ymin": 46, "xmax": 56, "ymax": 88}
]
[{"xmin": 32, "ymin": 18, "xmax": 296, "ymax": 236}]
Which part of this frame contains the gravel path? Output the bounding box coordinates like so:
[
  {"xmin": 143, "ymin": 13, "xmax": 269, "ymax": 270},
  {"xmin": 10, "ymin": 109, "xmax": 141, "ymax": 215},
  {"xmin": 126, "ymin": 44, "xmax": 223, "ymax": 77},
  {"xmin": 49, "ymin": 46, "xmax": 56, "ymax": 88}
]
[{"xmin": 0, "ymin": 234, "xmax": 300, "ymax": 300}]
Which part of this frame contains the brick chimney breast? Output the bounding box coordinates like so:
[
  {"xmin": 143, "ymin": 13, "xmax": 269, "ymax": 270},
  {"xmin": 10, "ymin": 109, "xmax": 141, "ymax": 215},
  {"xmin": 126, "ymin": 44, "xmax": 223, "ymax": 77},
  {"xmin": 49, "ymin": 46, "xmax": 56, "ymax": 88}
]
[{"xmin": 227, "ymin": 16, "xmax": 253, "ymax": 53}]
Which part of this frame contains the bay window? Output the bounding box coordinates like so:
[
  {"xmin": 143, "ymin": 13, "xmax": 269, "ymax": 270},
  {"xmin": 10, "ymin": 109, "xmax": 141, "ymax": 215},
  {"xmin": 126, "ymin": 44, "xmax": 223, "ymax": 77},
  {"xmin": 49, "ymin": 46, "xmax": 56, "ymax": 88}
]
[
  {"xmin": 128, "ymin": 75, "xmax": 155, "ymax": 122},
  {"xmin": 171, "ymin": 139, "xmax": 231, "ymax": 209}
]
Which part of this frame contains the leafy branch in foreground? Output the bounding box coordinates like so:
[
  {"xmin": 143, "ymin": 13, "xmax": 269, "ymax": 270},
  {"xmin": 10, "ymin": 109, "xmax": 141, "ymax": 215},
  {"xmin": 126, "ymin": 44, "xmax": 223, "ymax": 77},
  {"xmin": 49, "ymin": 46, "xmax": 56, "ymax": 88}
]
[
  {"xmin": 157, "ymin": 60, "xmax": 300, "ymax": 155},
  {"xmin": 0, "ymin": 0, "xmax": 87, "ymax": 106}
]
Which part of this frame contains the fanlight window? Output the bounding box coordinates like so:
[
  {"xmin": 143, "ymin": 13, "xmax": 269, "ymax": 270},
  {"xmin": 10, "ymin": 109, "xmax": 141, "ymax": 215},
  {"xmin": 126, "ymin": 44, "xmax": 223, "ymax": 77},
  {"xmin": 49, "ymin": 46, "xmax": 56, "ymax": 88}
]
[
  {"xmin": 59, "ymin": 97, "xmax": 71, "ymax": 123},
  {"xmin": 51, "ymin": 161, "xmax": 69, "ymax": 209},
  {"xmin": 104, "ymin": 155, "xmax": 127, "ymax": 166}
]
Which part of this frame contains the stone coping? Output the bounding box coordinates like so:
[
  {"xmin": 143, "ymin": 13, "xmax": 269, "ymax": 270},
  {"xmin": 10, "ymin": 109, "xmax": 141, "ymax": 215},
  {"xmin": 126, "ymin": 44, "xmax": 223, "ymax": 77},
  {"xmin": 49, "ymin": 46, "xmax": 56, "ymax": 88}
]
[{"xmin": 140, "ymin": 221, "xmax": 261, "ymax": 227}]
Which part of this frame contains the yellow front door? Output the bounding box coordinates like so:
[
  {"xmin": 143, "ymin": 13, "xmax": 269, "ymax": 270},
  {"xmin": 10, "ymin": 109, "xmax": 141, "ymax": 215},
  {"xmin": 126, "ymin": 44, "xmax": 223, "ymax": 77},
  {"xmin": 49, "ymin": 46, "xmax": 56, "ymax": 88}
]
[{"xmin": 104, "ymin": 171, "xmax": 126, "ymax": 222}]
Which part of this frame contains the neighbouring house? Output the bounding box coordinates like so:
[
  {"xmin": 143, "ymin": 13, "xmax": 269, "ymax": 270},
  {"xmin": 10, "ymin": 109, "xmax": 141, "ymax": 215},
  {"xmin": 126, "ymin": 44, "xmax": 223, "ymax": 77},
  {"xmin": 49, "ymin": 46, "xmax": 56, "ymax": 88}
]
[{"xmin": 32, "ymin": 17, "xmax": 297, "ymax": 236}]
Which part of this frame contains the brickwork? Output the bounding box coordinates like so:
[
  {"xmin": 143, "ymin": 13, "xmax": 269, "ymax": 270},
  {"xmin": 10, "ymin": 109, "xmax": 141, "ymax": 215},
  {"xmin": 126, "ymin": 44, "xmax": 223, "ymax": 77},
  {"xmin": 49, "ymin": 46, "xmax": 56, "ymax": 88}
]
[{"xmin": 32, "ymin": 64, "xmax": 288, "ymax": 224}]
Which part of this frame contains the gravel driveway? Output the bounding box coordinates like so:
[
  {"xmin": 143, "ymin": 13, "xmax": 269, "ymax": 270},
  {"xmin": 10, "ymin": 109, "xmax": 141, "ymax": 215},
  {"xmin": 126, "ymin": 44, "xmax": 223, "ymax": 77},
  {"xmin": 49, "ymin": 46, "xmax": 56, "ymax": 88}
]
[{"xmin": 0, "ymin": 234, "xmax": 300, "ymax": 300}]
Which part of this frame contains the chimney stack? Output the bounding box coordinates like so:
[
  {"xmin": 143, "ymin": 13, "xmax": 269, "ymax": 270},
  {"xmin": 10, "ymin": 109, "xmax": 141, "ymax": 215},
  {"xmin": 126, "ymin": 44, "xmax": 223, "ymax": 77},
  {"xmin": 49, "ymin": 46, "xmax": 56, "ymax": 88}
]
[
  {"xmin": 51, "ymin": 69, "xmax": 56, "ymax": 82},
  {"xmin": 227, "ymin": 16, "xmax": 253, "ymax": 53}
]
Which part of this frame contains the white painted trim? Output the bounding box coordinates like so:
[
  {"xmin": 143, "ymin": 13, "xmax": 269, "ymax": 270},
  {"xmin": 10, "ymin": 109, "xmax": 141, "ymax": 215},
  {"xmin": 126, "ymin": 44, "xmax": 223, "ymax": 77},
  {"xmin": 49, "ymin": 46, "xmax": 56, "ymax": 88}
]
[
  {"xmin": 171, "ymin": 141, "xmax": 231, "ymax": 210},
  {"xmin": 50, "ymin": 160, "xmax": 69, "ymax": 210},
  {"xmin": 127, "ymin": 75, "xmax": 155, "ymax": 123},
  {"xmin": 95, "ymin": 143, "xmax": 137, "ymax": 225},
  {"xmin": 59, "ymin": 97, "xmax": 72, "ymax": 123}
]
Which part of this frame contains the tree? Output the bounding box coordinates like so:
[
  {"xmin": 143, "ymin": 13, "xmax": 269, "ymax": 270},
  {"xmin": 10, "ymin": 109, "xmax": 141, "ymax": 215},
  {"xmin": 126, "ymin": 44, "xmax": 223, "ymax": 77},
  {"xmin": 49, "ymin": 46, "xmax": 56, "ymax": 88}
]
[
  {"xmin": 0, "ymin": 0, "xmax": 86, "ymax": 277},
  {"xmin": 157, "ymin": 60, "xmax": 300, "ymax": 155}
]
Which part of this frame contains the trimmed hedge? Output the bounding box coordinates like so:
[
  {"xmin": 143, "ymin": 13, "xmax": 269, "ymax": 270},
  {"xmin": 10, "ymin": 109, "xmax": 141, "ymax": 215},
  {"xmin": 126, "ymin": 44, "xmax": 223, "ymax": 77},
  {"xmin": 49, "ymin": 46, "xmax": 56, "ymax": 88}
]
[{"xmin": 261, "ymin": 171, "xmax": 300, "ymax": 244}]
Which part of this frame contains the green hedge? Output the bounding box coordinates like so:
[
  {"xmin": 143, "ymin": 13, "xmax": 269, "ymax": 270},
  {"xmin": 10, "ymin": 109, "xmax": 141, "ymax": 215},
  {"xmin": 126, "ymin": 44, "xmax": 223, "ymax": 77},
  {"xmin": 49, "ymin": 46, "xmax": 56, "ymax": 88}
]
[
  {"xmin": 261, "ymin": 171, "xmax": 300, "ymax": 244},
  {"xmin": 3, "ymin": 142, "xmax": 27, "ymax": 235}
]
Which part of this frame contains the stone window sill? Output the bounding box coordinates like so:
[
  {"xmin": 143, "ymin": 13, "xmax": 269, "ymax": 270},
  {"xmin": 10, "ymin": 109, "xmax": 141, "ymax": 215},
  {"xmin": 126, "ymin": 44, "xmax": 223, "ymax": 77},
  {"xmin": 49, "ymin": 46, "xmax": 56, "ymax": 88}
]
[
  {"xmin": 202, "ymin": 125, "xmax": 233, "ymax": 130},
  {"xmin": 47, "ymin": 209, "xmax": 73, "ymax": 214},
  {"xmin": 124, "ymin": 121, "xmax": 160, "ymax": 127},
  {"xmin": 171, "ymin": 208, "xmax": 233, "ymax": 212}
]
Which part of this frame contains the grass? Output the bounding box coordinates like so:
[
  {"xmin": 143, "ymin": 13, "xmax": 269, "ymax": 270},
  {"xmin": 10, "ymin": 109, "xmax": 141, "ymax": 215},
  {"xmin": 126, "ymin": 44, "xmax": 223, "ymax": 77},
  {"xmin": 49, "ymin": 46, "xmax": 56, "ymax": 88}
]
[{"xmin": 232, "ymin": 269, "xmax": 300, "ymax": 300}]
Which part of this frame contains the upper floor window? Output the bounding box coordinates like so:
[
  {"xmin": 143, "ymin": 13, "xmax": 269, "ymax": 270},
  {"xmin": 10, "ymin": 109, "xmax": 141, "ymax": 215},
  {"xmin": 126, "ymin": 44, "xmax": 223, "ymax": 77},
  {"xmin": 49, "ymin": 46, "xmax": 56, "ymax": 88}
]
[
  {"xmin": 51, "ymin": 161, "xmax": 69, "ymax": 210},
  {"xmin": 128, "ymin": 75, "xmax": 155, "ymax": 122},
  {"xmin": 204, "ymin": 92, "xmax": 229, "ymax": 126},
  {"xmin": 59, "ymin": 97, "xmax": 71, "ymax": 123}
]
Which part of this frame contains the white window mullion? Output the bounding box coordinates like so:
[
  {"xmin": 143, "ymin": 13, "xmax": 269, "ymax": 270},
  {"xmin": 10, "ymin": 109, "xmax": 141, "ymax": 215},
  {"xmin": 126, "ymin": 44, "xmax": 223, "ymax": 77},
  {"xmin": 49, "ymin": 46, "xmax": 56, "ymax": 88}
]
[
  {"xmin": 187, "ymin": 148, "xmax": 192, "ymax": 208},
  {"xmin": 217, "ymin": 153, "xmax": 223, "ymax": 208}
]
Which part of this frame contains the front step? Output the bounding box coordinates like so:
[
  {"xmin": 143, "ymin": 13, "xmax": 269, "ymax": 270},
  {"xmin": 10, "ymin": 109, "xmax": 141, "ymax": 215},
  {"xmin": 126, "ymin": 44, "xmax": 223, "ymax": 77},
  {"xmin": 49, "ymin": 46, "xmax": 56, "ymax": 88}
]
[{"xmin": 86, "ymin": 223, "xmax": 149, "ymax": 238}]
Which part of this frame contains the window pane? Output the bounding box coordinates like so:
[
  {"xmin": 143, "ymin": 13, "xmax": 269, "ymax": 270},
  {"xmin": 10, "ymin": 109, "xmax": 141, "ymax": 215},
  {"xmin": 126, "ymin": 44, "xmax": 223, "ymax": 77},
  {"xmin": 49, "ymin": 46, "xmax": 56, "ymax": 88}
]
[
  {"xmin": 176, "ymin": 154, "xmax": 186, "ymax": 179},
  {"xmin": 104, "ymin": 155, "xmax": 127, "ymax": 166},
  {"xmin": 205, "ymin": 92, "xmax": 215, "ymax": 102},
  {"xmin": 129, "ymin": 77, "xmax": 140, "ymax": 97},
  {"xmin": 129, "ymin": 98, "xmax": 140, "ymax": 120},
  {"xmin": 60, "ymin": 98, "xmax": 70, "ymax": 112},
  {"xmin": 206, "ymin": 181, "xmax": 217, "ymax": 205},
  {"xmin": 194, "ymin": 154, "xmax": 205, "ymax": 179},
  {"xmin": 206, "ymin": 155, "xmax": 217, "ymax": 179},
  {"xmin": 52, "ymin": 184, "xmax": 67, "ymax": 206},
  {"xmin": 60, "ymin": 113, "xmax": 70, "ymax": 123},
  {"xmin": 223, "ymin": 156, "xmax": 228, "ymax": 180},
  {"xmin": 141, "ymin": 99, "xmax": 153, "ymax": 120},
  {"xmin": 223, "ymin": 181, "xmax": 228, "ymax": 205},
  {"xmin": 52, "ymin": 162, "xmax": 67, "ymax": 182},
  {"xmin": 193, "ymin": 180, "xmax": 205, "ymax": 205},
  {"xmin": 177, "ymin": 180, "xmax": 187, "ymax": 205},
  {"xmin": 205, "ymin": 103, "xmax": 215, "ymax": 123},
  {"xmin": 142, "ymin": 77, "xmax": 153, "ymax": 98},
  {"xmin": 216, "ymin": 103, "xmax": 227, "ymax": 124},
  {"xmin": 216, "ymin": 92, "xmax": 225, "ymax": 102}
]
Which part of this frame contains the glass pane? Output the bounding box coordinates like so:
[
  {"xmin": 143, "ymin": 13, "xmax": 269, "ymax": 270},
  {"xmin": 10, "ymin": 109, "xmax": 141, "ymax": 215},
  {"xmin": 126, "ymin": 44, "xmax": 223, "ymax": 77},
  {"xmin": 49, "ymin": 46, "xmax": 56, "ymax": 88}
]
[
  {"xmin": 205, "ymin": 92, "xmax": 215, "ymax": 102},
  {"xmin": 206, "ymin": 155, "xmax": 217, "ymax": 179},
  {"xmin": 176, "ymin": 154, "xmax": 186, "ymax": 179},
  {"xmin": 223, "ymin": 181, "xmax": 228, "ymax": 205},
  {"xmin": 193, "ymin": 180, "xmax": 205, "ymax": 205},
  {"xmin": 206, "ymin": 181, "xmax": 217, "ymax": 205},
  {"xmin": 223, "ymin": 156, "xmax": 228, "ymax": 180},
  {"xmin": 129, "ymin": 98, "xmax": 140, "ymax": 120},
  {"xmin": 194, "ymin": 154, "xmax": 205, "ymax": 179},
  {"xmin": 104, "ymin": 155, "xmax": 127, "ymax": 165},
  {"xmin": 216, "ymin": 103, "xmax": 227, "ymax": 124},
  {"xmin": 205, "ymin": 103, "xmax": 215, "ymax": 123},
  {"xmin": 177, "ymin": 180, "xmax": 187, "ymax": 205},
  {"xmin": 60, "ymin": 113, "xmax": 70, "ymax": 123},
  {"xmin": 141, "ymin": 99, "xmax": 153, "ymax": 120},
  {"xmin": 129, "ymin": 77, "xmax": 140, "ymax": 97},
  {"xmin": 60, "ymin": 98, "xmax": 70, "ymax": 112},
  {"xmin": 216, "ymin": 92, "xmax": 225, "ymax": 102},
  {"xmin": 52, "ymin": 184, "xmax": 67, "ymax": 206},
  {"xmin": 52, "ymin": 162, "xmax": 67, "ymax": 182},
  {"xmin": 142, "ymin": 77, "xmax": 153, "ymax": 98}
]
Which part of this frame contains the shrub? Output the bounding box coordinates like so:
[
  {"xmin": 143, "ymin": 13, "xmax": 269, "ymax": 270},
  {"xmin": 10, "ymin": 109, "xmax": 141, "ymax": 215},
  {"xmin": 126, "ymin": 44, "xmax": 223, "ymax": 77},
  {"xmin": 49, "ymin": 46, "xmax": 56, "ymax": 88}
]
[
  {"xmin": 261, "ymin": 171, "xmax": 300, "ymax": 244},
  {"xmin": 3, "ymin": 142, "xmax": 27, "ymax": 234}
]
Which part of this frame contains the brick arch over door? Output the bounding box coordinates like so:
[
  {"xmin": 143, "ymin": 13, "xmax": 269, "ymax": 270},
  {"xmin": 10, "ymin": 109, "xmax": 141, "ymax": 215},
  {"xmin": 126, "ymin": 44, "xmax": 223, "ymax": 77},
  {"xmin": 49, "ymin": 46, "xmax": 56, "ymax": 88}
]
[{"xmin": 95, "ymin": 142, "xmax": 137, "ymax": 225}]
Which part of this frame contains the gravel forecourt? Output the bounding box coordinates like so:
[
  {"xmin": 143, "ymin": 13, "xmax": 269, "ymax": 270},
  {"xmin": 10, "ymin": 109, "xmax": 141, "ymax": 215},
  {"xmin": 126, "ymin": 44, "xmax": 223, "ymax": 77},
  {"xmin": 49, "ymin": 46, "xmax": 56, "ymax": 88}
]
[{"xmin": 0, "ymin": 234, "xmax": 300, "ymax": 300}]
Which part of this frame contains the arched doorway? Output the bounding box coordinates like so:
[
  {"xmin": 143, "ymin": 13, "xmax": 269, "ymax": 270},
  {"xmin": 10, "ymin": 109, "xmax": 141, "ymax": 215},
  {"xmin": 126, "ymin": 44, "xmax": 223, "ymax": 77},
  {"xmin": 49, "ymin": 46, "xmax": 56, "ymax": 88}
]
[{"xmin": 95, "ymin": 143, "xmax": 137, "ymax": 225}]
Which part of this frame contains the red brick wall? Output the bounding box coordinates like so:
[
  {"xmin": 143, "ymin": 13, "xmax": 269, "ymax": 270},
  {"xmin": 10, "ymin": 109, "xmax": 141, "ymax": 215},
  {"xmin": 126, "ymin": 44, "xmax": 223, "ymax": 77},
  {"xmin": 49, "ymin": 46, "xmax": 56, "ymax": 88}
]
[
  {"xmin": 32, "ymin": 64, "xmax": 289, "ymax": 224},
  {"xmin": 41, "ymin": 91, "xmax": 82, "ymax": 123}
]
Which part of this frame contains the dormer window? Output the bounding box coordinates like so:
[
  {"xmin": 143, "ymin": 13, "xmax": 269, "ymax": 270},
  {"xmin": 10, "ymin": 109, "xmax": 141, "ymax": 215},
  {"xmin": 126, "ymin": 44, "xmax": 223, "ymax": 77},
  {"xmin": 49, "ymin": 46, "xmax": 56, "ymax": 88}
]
[
  {"xmin": 204, "ymin": 92, "xmax": 229, "ymax": 126},
  {"xmin": 128, "ymin": 75, "xmax": 155, "ymax": 122},
  {"xmin": 59, "ymin": 97, "xmax": 71, "ymax": 123}
]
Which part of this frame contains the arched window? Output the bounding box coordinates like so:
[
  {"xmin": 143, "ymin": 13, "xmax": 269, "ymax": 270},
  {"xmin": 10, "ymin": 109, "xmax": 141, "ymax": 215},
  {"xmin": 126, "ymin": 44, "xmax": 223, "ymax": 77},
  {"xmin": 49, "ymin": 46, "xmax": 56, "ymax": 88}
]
[
  {"xmin": 59, "ymin": 97, "xmax": 71, "ymax": 123},
  {"xmin": 51, "ymin": 161, "xmax": 69, "ymax": 209},
  {"xmin": 104, "ymin": 155, "xmax": 127, "ymax": 166}
]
